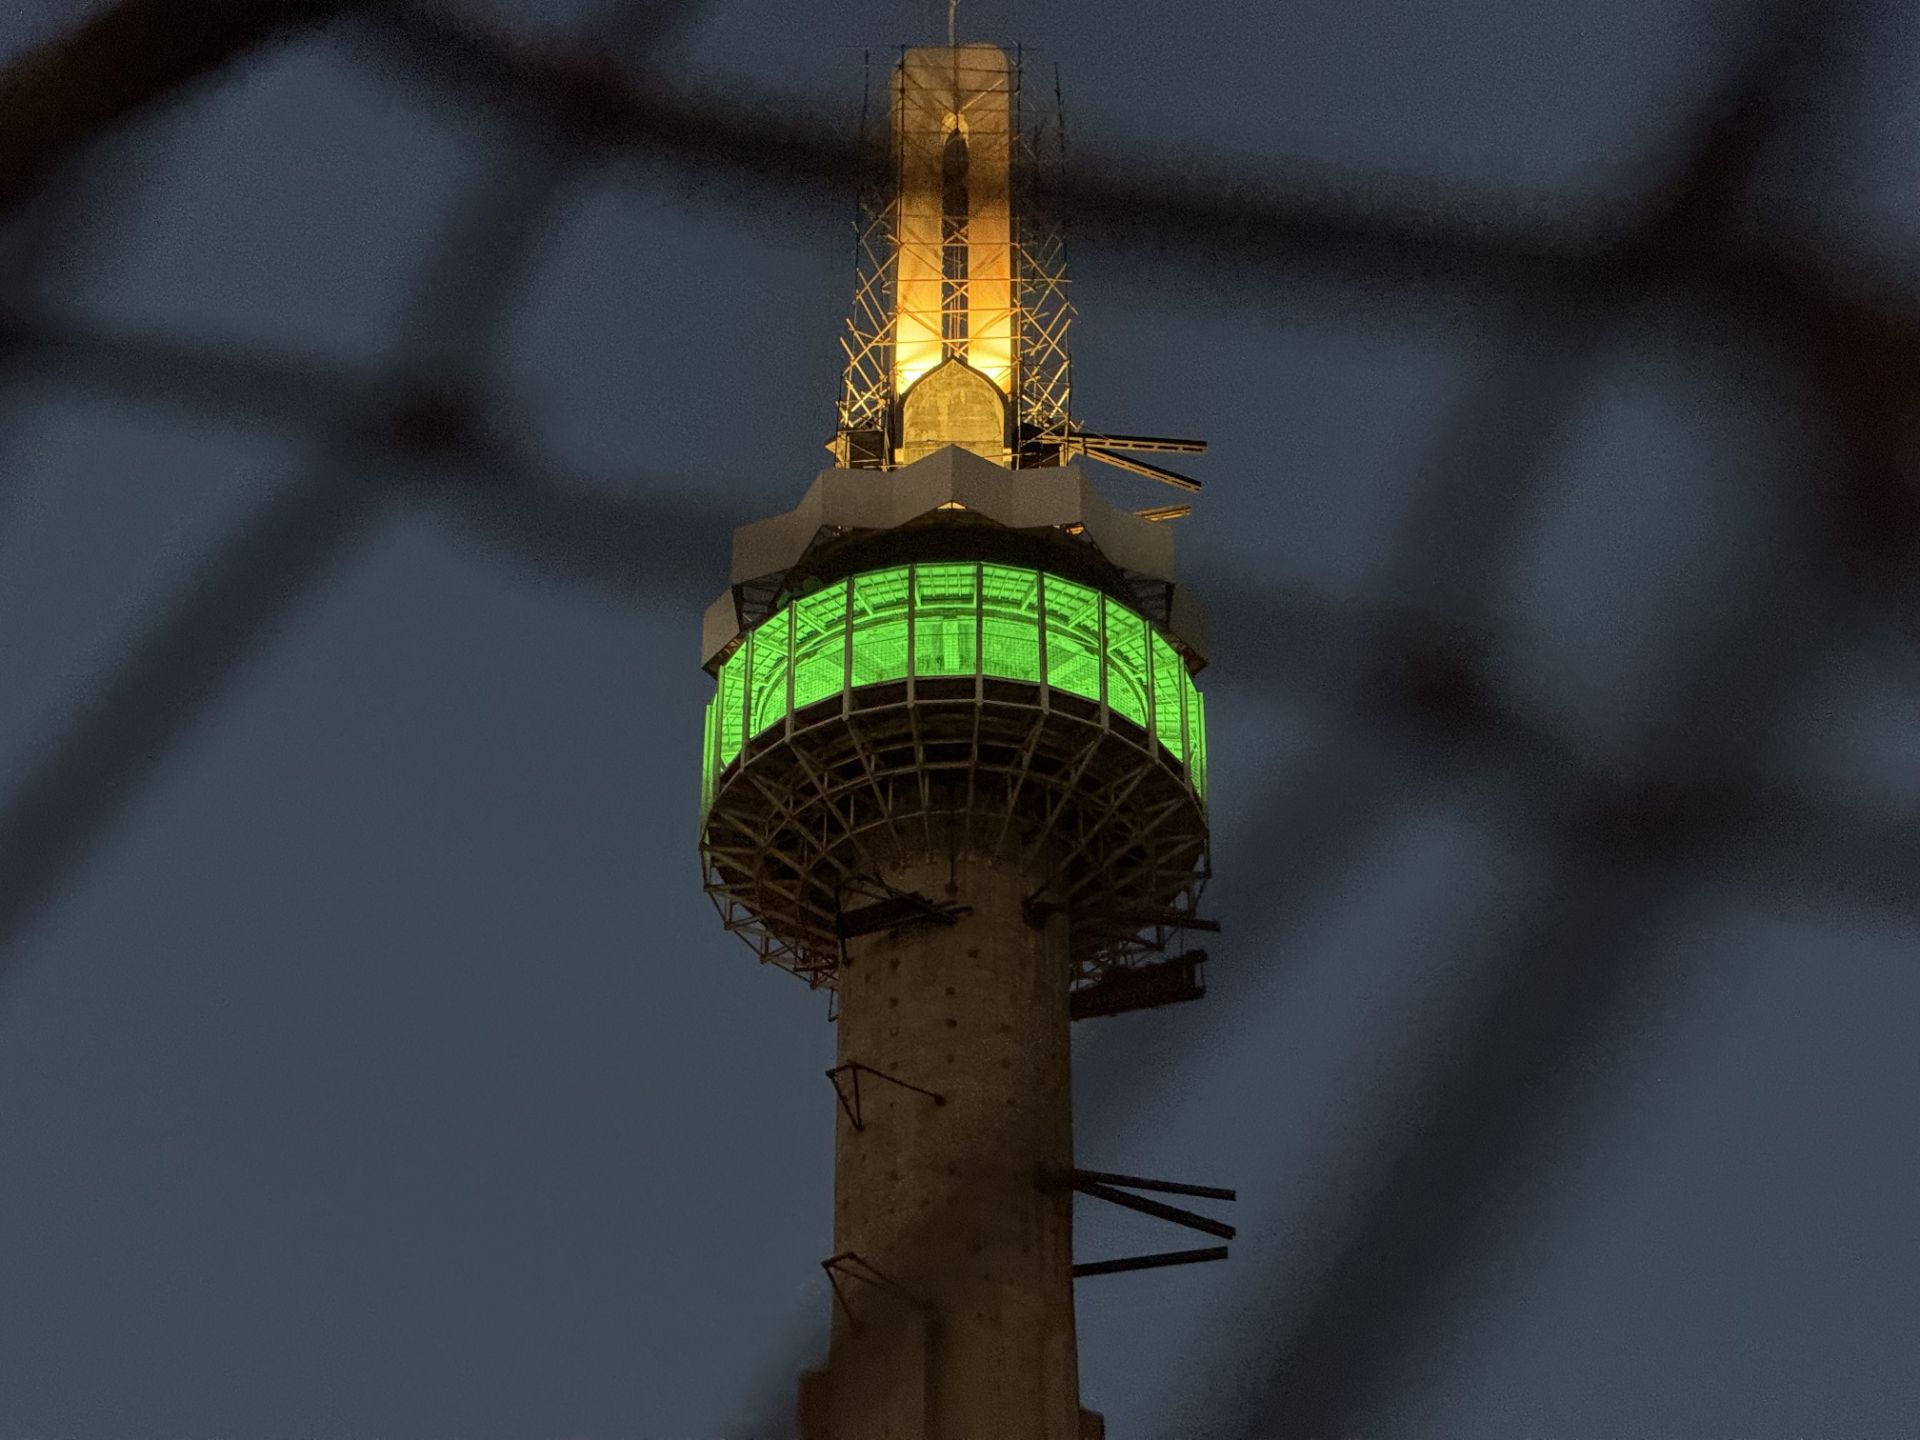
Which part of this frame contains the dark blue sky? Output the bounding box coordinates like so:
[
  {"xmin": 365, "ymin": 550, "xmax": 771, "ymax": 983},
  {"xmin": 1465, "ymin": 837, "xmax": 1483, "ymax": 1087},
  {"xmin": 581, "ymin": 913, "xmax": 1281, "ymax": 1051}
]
[{"xmin": 2, "ymin": 1, "xmax": 1918, "ymax": 1436}]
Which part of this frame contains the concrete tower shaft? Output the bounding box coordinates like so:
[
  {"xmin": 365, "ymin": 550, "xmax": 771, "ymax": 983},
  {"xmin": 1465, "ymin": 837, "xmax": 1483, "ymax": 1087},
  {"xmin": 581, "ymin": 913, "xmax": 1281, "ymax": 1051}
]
[{"xmin": 808, "ymin": 854, "xmax": 1081, "ymax": 1440}]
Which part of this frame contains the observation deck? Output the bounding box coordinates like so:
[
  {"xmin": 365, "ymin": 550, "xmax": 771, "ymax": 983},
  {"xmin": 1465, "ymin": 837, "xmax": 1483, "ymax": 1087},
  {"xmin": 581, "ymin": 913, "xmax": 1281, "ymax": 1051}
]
[{"xmin": 698, "ymin": 451, "xmax": 1211, "ymax": 989}]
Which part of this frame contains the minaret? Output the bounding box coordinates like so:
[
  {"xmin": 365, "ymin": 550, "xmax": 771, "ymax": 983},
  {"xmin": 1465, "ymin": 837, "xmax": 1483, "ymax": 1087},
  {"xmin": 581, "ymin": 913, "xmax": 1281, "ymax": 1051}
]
[{"xmin": 698, "ymin": 36, "xmax": 1225, "ymax": 1440}]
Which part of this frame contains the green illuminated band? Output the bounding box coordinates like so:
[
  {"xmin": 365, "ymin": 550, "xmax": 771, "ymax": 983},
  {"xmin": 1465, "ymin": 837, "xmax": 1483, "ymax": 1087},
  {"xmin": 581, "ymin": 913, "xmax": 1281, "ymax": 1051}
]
[{"xmin": 700, "ymin": 563, "xmax": 1207, "ymax": 812}]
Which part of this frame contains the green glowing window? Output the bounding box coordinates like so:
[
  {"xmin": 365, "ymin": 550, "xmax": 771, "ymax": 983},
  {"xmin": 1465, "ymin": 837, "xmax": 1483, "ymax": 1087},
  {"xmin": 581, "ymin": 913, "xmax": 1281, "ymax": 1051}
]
[
  {"xmin": 703, "ymin": 562, "xmax": 1208, "ymax": 813},
  {"xmin": 716, "ymin": 644, "xmax": 747, "ymax": 768},
  {"xmin": 1043, "ymin": 575, "xmax": 1102, "ymax": 704},
  {"xmin": 1103, "ymin": 599, "xmax": 1149, "ymax": 728},
  {"xmin": 1188, "ymin": 687, "xmax": 1208, "ymax": 801},
  {"xmin": 749, "ymin": 609, "xmax": 791, "ymax": 737},
  {"xmin": 913, "ymin": 563, "xmax": 978, "ymax": 678},
  {"xmin": 792, "ymin": 580, "xmax": 849, "ymax": 711},
  {"xmin": 701, "ymin": 697, "xmax": 717, "ymax": 812},
  {"xmin": 1151, "ymin": 631, "xmax": 1185, "ymax": 762},
  {"xmin": 850, "ymin": 567, "xmax": 910, "ymax": 685},
  {"xmin": 981, "ymin": 563, "xmax": 1041, "ymax": 682}
]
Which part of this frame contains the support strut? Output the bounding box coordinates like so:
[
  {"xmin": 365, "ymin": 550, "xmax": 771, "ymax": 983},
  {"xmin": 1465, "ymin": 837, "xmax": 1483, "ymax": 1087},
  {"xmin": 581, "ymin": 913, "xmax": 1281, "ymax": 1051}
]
[{"xmin": 826, "ymin": 1060, "xmax": 947, "ymax": 1131}]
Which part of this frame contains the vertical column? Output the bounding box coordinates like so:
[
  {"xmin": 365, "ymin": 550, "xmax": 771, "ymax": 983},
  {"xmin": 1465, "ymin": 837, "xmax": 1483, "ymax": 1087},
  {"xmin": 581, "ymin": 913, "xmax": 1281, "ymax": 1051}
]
[{"xmin": 815, "ymin": 853, "xmax": 1080, "ymax": 1440}]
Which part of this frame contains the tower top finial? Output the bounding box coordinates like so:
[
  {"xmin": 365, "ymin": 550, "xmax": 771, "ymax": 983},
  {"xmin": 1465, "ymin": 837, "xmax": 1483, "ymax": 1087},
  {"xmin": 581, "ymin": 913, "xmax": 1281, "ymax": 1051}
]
[
  {"xmin": 835, "ymin": 44, "xmax": 1023, "ymax": 469},
  {"xmin": 830, "ymin": 44, "xmax": 1204, "ymax": 487},
  {"xmin": 947, "ymin": 0, "xmax": 958, "ymax": 47}
]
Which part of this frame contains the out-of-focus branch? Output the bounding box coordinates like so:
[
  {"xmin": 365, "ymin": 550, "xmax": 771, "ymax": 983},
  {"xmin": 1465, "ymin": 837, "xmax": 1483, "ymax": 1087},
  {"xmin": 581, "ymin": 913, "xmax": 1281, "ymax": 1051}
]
[
  {"xmin": 0, "ymin": 0, "xmax": 372, "ymax": 214},
  {"xmin": 0, "ymin": 3, "xmax": 1915, "ymax": 1434},
  {"xmin": 0, "ymin": 0, "xmax": 711, "ymax": 967},
  {"xmin": 367, "ymin": 3, "xmax": 874, "ymax": 198}
]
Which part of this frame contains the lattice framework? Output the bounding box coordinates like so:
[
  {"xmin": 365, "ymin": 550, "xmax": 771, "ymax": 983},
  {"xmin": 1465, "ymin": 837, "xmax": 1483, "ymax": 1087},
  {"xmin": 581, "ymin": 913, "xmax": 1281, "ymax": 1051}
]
[
  {"xmin": 702, "ymin": 685, "xmax": 1209, "ymax": 988},
  {"xmin": 832, "ymin": 48, "xmax": 1075, "ymax": 469}
]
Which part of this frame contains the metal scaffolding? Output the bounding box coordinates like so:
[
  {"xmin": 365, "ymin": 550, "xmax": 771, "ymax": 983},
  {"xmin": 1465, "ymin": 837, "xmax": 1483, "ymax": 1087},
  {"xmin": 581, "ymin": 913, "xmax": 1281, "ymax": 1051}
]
[{"xmin": 832, "ymin": 47, "xmax": 1074, "ymax": 470}]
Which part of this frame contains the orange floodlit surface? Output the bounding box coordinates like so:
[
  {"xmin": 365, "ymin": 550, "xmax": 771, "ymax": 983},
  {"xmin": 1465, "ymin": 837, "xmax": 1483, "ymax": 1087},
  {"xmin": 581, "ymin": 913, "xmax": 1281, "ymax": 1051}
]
[{"xmin": 891, "ymin": 46, "xmax": 1016, "ymax": 400}]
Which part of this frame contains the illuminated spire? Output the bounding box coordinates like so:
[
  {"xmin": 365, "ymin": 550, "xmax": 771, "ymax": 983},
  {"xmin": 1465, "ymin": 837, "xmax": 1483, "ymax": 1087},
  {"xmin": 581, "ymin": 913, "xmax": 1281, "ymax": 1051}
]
[
  {"xmin": 832, "ymin": 45, "xmax": 1206, "ymax": 496},
  {"xmin": 893, "ymin": 45, "xmax": 1015, "ymax": 463},
  {"xmin": 834, "ymin": 43, "xmax": 1073, "ymax": 471}
]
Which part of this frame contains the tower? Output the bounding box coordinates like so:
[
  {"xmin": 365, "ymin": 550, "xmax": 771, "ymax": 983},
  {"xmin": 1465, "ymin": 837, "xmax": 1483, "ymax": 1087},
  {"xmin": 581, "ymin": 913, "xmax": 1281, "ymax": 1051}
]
[{"xmin": 698, "ymin": 37, "xmax": 1224, "ymax": 1440}]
